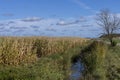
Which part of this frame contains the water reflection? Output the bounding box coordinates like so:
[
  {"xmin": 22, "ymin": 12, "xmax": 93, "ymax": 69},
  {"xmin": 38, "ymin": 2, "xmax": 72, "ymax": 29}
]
[{"xmin": 70, "ymin": 61, "xmax": 84, "ymax": 80}]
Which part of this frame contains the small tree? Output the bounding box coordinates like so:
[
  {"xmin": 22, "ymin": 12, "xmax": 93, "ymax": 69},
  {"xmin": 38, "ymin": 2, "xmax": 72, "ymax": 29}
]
[{"xmin": 96, "ymin": 9, "xmax": 120, "ymax": 46}]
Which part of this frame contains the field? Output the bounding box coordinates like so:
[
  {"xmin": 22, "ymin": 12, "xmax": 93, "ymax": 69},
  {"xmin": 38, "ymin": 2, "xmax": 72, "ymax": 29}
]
[
  {"xmin": 0, "ymin": 37, "xmax": 120, "ymax": 80},
  {"xmin": 0, "ymin": 37, "xmax": 89, "ymax": 80}
]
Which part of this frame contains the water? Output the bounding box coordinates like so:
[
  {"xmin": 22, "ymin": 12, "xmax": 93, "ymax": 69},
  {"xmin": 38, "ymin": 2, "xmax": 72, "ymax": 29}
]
[{"xmin": 70, "ymin": 61, "xmax": 84, "ymax": 80}]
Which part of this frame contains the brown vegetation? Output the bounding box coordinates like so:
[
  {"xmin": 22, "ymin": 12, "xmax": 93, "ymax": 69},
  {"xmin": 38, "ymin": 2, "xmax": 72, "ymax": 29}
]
[{"xmin": 0, "ymin": 36, "xmax": 88, "ymax": 65}]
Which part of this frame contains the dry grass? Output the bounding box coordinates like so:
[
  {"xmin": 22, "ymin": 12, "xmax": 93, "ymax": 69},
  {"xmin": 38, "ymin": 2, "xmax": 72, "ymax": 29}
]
[{"xmin": 0, "ymin": 36, "xmax": 89, "ymax": 65}]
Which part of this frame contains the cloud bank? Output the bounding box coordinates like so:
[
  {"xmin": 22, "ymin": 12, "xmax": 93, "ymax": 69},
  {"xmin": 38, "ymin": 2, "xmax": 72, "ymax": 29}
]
[{"xmin": 0, "ymin": 16, "xmax": 102, "ymax": 38}]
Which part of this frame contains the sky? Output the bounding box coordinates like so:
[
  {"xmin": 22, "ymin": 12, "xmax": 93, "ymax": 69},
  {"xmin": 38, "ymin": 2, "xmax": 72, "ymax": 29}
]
[
  {"xmin": 0, "ymin": 0, "xmax": 120, "ymax": 20},
  {"xmin": 0, "ymin": 0, "xmax": 120, "ymax": 38}
]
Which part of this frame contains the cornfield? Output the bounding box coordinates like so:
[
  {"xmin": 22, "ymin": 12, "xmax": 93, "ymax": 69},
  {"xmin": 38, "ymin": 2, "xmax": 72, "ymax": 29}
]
[{"xmin": 0, "ymin": 36, "xmax": 88, "ymax": 65}]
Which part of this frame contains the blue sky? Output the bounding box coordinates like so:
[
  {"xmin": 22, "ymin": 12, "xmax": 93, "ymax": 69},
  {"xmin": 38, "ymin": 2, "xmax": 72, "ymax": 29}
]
[
  {"xmin": 0, "ymin": 0, "xmax": 120, "ymax": 38},
  {"xmin": 0, "ymin": 0, "xmax": 120, "ymax": 20}
]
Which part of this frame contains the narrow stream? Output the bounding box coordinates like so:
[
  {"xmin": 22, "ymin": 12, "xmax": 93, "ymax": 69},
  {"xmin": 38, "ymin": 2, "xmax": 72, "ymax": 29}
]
[{"xmin": 70, "ymin": 61, "xmax": 84, "ymax": 80}]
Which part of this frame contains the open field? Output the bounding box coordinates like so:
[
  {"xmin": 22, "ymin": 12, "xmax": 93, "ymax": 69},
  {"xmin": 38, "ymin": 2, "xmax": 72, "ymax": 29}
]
[
  {"xmin": 0, "ymin": 37, "xmax": 120, "ymax": 80},
  {"xmin": 0, "ymin": 37, "xmax": 89, "ymax": 80}
]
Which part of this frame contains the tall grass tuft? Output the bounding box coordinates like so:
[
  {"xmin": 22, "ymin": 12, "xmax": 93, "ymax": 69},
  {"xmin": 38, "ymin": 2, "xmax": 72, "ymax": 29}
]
[{"xmin": 80, "ymin": 41, "xmax": 107, "ymax": 80}]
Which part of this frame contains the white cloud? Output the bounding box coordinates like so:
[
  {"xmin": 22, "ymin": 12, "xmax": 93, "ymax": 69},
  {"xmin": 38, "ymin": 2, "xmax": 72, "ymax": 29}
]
[
  {"xmin": 0, "ymin": 16, "xmax": 102, "ymax": 38},
  {"xmin": 21, "ymin": 17, "xmax": 43, "ymax": 22},
  {"xmin": 56, "ymin": 17, "xmax": 87, "ymax": 26},
  {"xmin": 117, "ymin": 13, "xmax": 120, "ymax": 18}
]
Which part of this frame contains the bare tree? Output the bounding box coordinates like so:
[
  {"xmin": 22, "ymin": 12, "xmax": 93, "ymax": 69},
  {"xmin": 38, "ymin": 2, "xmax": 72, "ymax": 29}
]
[{"xmin": 96, "ymin": 9, "xmax": 120, "ymax": 46}]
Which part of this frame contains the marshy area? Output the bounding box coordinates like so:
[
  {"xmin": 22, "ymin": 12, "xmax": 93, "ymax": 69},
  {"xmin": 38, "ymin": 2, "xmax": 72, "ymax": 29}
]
[{"xmin": 0, "ymin": 37, "xmax": 120, "ymax": 80}]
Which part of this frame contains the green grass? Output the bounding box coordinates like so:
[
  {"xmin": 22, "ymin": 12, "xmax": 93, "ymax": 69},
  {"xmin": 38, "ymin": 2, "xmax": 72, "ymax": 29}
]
[
  {"xmin": 113, "ymin": 38, "xmax": 120, "ymax": 43},
  {"xmin": 79, "ymin": 41, "xmax": 120, "ymax": 80},
  {"xmin": 105, "ymin": 46, "xmax": 120, "ymax": 80},
  {"xmin": 79, "ymin": 41, "xmax": 107, "ymax": 80}
]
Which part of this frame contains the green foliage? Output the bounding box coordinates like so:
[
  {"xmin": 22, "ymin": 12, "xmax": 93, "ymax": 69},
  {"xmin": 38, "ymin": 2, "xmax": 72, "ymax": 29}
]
[
  {"xmin": 0, "ymin": 58, "xmax": 64, "ymax": 80},
  {"xmin": 80, "ymin": 40, "xmax": 120, "ymax": 80},
  {"xmin": 111, "ymin": 40, "xmax": 117, "ymax": 47},
  {"xmin": 106, "ymin": 46, "xmax": 120, "ymax": 80},
  {"xmin": 80, "ymin": 41, "xmax": 107, "ymax": 80}
]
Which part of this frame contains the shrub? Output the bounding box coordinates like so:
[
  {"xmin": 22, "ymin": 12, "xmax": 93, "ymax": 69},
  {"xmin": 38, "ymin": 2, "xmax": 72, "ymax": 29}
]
[{"xmin": 111, "ymin": 40, "xmax": 117, "ymax": 47}]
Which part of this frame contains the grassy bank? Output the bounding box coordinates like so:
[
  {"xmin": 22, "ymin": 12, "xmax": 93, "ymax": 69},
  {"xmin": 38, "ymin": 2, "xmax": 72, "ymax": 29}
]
[{"xmin": 79, "ymin": 41, "xmax": 120, "ymax": 80}]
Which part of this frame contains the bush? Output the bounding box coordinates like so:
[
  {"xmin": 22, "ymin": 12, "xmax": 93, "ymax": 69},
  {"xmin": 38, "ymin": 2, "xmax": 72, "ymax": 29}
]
[{"xmin": 111, "ymin": 40, "xmax": 117, "ymax": 47}]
